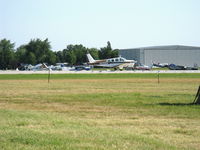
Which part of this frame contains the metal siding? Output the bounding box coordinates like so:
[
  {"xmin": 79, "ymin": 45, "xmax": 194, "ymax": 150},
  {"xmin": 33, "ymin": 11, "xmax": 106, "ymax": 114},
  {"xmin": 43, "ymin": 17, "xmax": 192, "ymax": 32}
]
[
  {"xmin": 119, "ymin": 46, "xmax": 200, "ymax": 67},
  {"xmin": 119, "ymin": 49, "xmax": 140, "ymax": 63},
  {"xmin": 144, "ymin": 49, "xmax": 200, "ymax": 66},
  {"xmin": 140, "ymin": 49, "xmax": 145, "ymax": 65}
]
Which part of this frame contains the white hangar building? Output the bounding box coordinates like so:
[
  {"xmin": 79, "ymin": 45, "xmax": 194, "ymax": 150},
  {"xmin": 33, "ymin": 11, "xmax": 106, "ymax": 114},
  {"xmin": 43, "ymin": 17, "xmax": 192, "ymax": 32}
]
[{"xmin": 119, "ymin": 45, "xmax": 200, "ymax": 67}]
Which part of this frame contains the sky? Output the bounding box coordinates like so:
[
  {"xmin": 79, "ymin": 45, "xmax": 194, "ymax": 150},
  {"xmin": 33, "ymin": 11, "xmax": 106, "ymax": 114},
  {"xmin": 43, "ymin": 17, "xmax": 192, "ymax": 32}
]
[{"xmin": 0, "ymin": 0, "xmax": 200, "ymax": 51}]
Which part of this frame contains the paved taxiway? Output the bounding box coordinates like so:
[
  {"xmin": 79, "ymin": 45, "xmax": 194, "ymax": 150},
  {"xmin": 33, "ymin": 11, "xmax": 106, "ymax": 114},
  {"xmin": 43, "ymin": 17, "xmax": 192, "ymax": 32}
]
[{"xmin": 0, "ymin": 70, "xmax": 200, "ymax": 74}]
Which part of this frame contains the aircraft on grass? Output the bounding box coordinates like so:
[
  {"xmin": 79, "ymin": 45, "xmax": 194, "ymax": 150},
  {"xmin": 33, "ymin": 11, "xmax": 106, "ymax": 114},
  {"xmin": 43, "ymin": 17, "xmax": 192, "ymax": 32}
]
[{"xmin": 86, "ymin": 53, "xmax": 136, "ymax": 70}]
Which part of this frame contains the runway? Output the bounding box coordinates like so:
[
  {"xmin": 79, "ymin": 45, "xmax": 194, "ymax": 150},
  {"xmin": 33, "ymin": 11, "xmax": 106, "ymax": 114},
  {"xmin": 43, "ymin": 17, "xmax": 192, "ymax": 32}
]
[{"xmin": 1, "ymin": 70, "xmax": 200, "ymax": 74}]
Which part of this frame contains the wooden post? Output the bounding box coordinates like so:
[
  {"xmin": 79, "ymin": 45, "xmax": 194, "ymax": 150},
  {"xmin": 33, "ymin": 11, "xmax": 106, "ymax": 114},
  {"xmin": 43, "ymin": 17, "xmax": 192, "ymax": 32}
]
[
  {"xmin": 157, "ymin": 71, "xmax": 160, "ymax": 84},
  {"xmin": 48, "ymin": 68, "xmax": 50, "ymax": 83},
  {"xmin": 193, "ymin": 85, "xmax": 200, "ymax": 104}
]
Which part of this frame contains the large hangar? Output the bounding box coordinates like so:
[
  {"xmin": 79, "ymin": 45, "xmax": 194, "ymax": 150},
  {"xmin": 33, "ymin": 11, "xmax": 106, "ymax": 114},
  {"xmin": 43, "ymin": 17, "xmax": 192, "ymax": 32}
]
[{"xmin": 119, "ymin": 45, "xmax": 200, "ymax": 67}]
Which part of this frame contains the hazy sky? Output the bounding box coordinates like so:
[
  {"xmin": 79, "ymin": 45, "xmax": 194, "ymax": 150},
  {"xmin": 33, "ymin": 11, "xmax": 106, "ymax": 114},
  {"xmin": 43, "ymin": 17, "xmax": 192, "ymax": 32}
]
[{"xmin": 1, "ymin": 0, "xmax": 200, "ymax": 50}]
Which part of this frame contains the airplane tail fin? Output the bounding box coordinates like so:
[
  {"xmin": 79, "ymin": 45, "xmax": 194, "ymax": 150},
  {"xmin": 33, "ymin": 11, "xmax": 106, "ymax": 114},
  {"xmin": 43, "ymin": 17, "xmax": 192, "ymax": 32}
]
[{"xmin": 86, "ymin": 53, "xmax": 96, "ymax": 63}]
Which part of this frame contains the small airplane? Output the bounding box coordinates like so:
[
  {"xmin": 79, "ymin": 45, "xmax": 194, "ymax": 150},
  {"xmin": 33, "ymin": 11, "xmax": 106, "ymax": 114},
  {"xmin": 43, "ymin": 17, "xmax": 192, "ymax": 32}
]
[
  {"xmin": 152, "ymin": 62, "xmax": 169, "ymax": 68},
  {"xmin": 135, "ymin": 64, "xmax": 150, "ymax": 70},
  {"xmin": 168, "ymin": 64, "xmax": 198, "ymax": 70},
  {"xmin": 18, "ymin": 63, "xmax": 49, "ymax": 71},
  {"xmin": 86, "ymin": 53, "xmax": 136, "ymax": 70},
  {"xmin": 74, "ymin": 66, "xmax": 91, "ymax": 71}
]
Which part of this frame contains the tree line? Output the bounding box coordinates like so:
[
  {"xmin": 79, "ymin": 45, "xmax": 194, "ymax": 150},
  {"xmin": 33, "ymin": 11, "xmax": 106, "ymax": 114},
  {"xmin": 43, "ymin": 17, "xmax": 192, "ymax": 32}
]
[{"xmin": 0, "ymin": 38, "xmax": 119, "ymax": 70}]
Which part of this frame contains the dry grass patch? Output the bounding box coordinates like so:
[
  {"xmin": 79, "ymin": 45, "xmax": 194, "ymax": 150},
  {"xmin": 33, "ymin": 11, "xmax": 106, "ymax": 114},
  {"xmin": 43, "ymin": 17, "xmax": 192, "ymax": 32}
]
[{"xmin": 0, "ymin": 74, "xmax": 200, "ymax": 150}]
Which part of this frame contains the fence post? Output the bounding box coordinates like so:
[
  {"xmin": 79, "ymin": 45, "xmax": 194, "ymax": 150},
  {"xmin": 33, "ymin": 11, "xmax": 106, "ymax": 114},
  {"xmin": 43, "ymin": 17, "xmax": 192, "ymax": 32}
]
[{"xmin": 193, "ymin": 85, "xmax": 200, "ymax": 104}]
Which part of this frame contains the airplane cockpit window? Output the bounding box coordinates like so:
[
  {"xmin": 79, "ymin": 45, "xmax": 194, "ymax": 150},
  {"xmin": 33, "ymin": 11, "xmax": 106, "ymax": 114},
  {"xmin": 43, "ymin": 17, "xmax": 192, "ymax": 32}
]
[{"xmin": 120, "ymin": 58, "xmax": 124, "ymax": 62}]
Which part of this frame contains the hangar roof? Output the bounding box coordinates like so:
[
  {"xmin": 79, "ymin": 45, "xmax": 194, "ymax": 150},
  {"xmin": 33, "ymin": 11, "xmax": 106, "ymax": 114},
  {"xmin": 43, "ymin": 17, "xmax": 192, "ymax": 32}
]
[{"xmin": 120, "ymin": 45, "xmax": 200, "ymax": 50}]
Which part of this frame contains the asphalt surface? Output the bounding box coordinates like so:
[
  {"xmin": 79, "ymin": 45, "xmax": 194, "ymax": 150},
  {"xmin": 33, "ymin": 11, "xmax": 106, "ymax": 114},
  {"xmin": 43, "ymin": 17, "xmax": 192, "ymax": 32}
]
[{"xmin": 0, "ymin": 70, "xmax": 200, "ymax": 74}]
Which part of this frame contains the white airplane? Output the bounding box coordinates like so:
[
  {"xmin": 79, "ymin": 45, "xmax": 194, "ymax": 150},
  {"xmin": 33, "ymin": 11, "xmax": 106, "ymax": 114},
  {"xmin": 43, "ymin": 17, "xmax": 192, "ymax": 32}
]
[
  {"xmin": 86, "ymin": 53, "xmax": 136, "ymax": 69},
  {"xmin": 31, "ymin": 63, "xmax": 49, "ymax": 71}
]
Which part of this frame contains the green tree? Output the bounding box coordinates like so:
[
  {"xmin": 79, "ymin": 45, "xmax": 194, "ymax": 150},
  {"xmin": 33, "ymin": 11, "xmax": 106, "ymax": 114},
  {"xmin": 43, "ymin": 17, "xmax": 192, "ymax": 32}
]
[
  {"xmin": 15, "ymin": 38, "xmax": 57, "ymax": 65},
  {"xmin": 66, "ymin": 50, "xmax": 76, "ymax": 65},
  {"xmin": 55, "ymin": 51, "xmax": 64, "ymax": 63},
  {"xmin": 64, "ymin": 44, "xmax": 88, "ymax": 65},
  {"xmin": 99, "ymin": 41, "xmax": 118, "ymax": 59},
  {"xmin": 16, "ymin": 45, "xmax": 27, "ymax": 64},
  {"xmin": 88, "ymin": 48, "xmax": 99, "ymax": 60},
  {"xmin": 62, "ymin": 49, "xmax": 69, "ymax": 62},
  {"xmin": 72, "ymin": 45, "xmax": 87, "ymax": 65},
  {"xmin": 46, "ymin": 51, "xmax": 56, "ymax": 65},
  {"xmin": 111, "ymin": 49, "xmax": 119, "ymax": 58},
  {"xmin": 0, "ymin": 39, "xmax": 16, "ymax": 69},
  {"xmin": 23, "ymin": 38, "xmax": 55, "ymax": 65},
  {"xmin": 27, "ymin": 52, "xmax": 36, "ymax": 65},
  {"xmin": 73, "ymin": 45, "xmax": 86, "ymax": 64}
]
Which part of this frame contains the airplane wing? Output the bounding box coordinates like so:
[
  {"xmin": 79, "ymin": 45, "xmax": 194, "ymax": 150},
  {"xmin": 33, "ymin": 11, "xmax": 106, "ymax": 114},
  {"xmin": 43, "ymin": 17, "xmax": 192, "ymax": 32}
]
[
  {"xmin": 95, "ymin": 63, "xmax": 134, "ymax": 69},
  {"xmin": 95, "ymin": 63, "xmax": 122, "ymax": 68}
]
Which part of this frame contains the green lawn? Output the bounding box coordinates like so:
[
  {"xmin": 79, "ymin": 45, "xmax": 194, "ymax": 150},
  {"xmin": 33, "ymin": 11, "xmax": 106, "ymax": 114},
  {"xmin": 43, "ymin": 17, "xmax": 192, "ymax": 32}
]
[
  {"xmin": 0, "ymin": 74, "xmax": 200, "ymax": 150},
  {"xmin": 0, "ymin": 73, "xmax": 199, "ymax": 80}
]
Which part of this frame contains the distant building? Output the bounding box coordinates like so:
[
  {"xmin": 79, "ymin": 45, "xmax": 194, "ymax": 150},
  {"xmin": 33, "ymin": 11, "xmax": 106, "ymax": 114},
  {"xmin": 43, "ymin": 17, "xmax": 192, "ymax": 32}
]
[{"xmin": 119, "ymin": 45, "xmax": 200, "ymax": 67}]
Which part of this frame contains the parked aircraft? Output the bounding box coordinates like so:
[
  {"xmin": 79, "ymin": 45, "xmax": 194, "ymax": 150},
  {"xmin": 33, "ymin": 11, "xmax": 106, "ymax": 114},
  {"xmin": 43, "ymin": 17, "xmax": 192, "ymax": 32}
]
[
  {"xmin": 168, "ymin": 64, "xmax": 198, "ymax": 70},
  {"xmin": 75, "ymin": 66, "xmax": 91, "ymax": 71},
  {"xmin": 18, "ymin": 63, "xmax": 49, "ymax": 71},
  {"xmin": 152, "ymin": 62, "xmax": 169, "ymax": 68},
  {"xmin": 152, "ymin": 62, "xmax": 198, "ymax": 70},
  {"xmin": 34, "ymin": 63, "xmax": 49, "ymax": 70},
  {"xmin": 86, "ymin": 53, "xmax": 136, "ymax": 70},
  {"xmin": 135, "ymin": 64, "xmax": 151, "ymax": 70}
]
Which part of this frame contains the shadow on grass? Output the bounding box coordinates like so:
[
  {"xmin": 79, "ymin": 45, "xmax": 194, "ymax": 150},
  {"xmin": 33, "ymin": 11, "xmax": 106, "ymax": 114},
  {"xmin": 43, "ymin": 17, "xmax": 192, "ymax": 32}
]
[{"xmin": 158, "ymin": 102, "xmax": 199, "ymax": 106}]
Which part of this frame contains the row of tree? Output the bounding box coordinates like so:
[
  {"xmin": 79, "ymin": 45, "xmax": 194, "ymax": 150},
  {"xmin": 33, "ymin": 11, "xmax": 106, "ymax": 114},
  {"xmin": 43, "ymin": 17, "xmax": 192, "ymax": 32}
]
[{"xmin": 0, "ymin": 38, "xmax": 119, "ymax": 70}]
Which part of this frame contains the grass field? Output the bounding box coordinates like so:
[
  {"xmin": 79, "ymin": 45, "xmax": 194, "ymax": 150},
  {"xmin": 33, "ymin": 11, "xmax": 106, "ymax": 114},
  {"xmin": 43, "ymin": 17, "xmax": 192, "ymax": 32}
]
[{"xmin": 0, "ymin": 73, "xmax": 200, "ymax": 150}]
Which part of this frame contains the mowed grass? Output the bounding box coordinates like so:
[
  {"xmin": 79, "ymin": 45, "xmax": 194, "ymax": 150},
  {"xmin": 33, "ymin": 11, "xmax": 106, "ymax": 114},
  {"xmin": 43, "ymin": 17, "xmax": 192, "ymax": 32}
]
[{"xmin": 0, "ymin": 73, "xmax": 200, "ymax": 150}]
